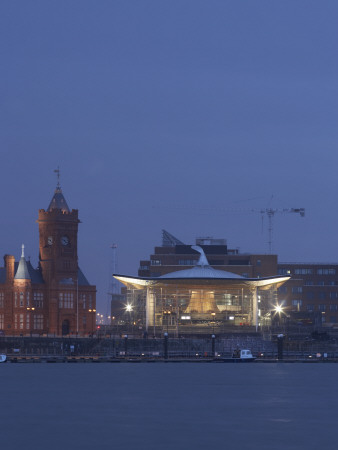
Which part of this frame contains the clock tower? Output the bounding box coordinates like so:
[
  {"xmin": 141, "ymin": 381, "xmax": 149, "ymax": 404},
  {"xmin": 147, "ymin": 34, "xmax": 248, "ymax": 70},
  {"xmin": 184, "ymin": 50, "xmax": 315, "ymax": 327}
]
[
  {"xmin": 36, "ymin": 176, "xmax": 96, "ymax": 336},
  {"xmin": 38, "ymin": 185, "xmax": 79, "ymax": 286}
]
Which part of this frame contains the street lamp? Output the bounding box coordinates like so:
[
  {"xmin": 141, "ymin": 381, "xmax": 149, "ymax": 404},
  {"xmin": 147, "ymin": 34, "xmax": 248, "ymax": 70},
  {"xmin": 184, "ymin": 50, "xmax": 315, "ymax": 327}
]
[
  {"xmin": 125, "ymin": 304, "xmax": 133, "ymax": 334},
  {"xmin": 163, "ymin": 310, "xmax": 171, "ymax": 334},
  {"xmin": 272, "ymin": 303, "xmax": 286, "ymax": 331},
  {"xmin": 275, "ymin": 305, "xmax": 283, "ymax": 314},
  {"xmin": 211, "ymin": 312, "xmax": 216, "ymax": 334},
  {"xmin": 88, "ymin": 309, "xmax": 96, "ymax": 334}
]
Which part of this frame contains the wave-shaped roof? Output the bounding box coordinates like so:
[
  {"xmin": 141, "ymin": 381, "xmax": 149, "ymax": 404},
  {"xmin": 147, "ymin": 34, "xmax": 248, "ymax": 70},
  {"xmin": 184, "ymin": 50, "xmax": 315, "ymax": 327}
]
[
  {"xmin": 160, "ymin": 245, "xmax": 244, "ymax": 279},
  {"xmin": 160, "ymin": 265, "xmax": 244, "ymax": 279}
]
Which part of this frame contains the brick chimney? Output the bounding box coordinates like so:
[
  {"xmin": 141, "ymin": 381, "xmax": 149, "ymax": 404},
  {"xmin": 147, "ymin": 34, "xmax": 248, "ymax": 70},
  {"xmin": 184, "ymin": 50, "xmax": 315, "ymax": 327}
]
[{"xmin": 4, "ymin": 255, "xmax": 15, "ymax": 283}]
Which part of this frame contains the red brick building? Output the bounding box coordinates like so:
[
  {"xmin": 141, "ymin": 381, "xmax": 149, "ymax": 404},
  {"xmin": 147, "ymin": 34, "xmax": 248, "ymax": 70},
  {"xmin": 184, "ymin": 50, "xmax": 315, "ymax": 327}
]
[
  {"xmin": 138, "ymin": 231, "xmax": 278, "ymax": 279},
  {"xmin": 277, "ymin": 263, "xmax": 338, "ymax": 326},
  {"xmin": 0, "ymin": 183, "xmax": 96, "ymax": 336}
]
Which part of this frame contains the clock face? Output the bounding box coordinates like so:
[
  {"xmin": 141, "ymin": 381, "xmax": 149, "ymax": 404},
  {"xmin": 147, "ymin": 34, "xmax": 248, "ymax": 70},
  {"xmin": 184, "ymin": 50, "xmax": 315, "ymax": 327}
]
[
  {"xmin": 61, "ymin": 236, "xmax": 69, "ymax": 246},
  {"xmin": 47, "ymin": 236, "xmax": 53, "ymax": 246}
]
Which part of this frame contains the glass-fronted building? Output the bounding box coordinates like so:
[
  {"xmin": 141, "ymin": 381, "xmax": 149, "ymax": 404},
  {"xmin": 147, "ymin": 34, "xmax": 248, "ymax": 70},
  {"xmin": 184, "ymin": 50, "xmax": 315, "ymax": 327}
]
[{"xmin": 114, "ymin": 246, "xmax": 289, "ymax": 335}]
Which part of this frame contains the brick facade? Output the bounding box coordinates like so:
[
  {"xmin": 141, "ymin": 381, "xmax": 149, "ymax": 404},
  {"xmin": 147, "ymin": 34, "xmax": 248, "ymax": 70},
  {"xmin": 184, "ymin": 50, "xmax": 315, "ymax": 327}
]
[{"xmin": 0, "ymin": 186, "xmax": 96, "ymax": 336}]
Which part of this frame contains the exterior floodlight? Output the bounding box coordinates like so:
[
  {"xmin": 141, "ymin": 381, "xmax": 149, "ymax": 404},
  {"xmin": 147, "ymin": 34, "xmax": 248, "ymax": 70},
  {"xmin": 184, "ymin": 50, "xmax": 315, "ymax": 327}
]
[
  {"xmin": 125, "ymin": 304, "xmax": 133, "ymax": 312},
  {"xmin": 275, "ymin": 305, "xmax": 283, "ymax": 314}
]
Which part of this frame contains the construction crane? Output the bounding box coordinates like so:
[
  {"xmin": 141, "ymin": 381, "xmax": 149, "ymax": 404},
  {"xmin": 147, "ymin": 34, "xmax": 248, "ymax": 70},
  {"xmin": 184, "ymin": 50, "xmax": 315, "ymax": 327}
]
[
  {"xmin": 153, "ymin": 204, "xmax": 305, "ymax": 254},
  {"xmin": 252, "ymin": 208, "xmax": 305, "ymax": 254}
]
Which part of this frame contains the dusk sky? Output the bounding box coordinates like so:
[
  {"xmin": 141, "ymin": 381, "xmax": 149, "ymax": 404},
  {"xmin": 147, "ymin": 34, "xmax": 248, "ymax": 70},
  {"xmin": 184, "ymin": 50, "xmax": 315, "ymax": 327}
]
[{"xmin": 1, "ymin": 1, "xmax": 338, "ymax": 314}]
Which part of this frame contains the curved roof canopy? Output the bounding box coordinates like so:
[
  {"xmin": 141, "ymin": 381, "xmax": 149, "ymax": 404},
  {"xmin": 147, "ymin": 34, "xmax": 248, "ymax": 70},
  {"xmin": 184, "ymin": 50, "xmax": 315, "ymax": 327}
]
[{"xmin": 113, "ymin": 245, "xmax": 290, "ymax": 290}]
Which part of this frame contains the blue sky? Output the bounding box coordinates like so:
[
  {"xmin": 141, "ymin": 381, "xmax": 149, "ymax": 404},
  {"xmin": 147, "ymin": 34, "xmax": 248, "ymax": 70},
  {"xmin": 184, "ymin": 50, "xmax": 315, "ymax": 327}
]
[{"xmin": 1, "ymin": 1, "xmax": 338, "ymax": 313}]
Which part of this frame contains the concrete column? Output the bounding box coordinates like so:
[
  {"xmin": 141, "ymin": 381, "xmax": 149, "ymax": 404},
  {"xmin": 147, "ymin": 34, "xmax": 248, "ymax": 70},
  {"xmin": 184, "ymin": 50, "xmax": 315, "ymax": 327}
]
[
  {"xmin": 146, "ymin": 288, "xmax": 155, "ymax": 331},
  {"xmin": 252, "ymin": 287, "xmax": 258, "ymax": 331}
]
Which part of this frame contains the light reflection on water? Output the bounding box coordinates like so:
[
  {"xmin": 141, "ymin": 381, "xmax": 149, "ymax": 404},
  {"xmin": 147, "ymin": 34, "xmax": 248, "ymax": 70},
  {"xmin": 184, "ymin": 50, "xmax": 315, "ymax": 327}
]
[{"xmin": 1, "ymin": 363, "xmax": 337, "ymax": 450}]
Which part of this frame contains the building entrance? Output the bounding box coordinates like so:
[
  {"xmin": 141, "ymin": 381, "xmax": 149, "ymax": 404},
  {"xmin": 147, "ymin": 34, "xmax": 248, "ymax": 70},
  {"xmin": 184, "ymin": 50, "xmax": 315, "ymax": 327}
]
[{"xmin": 62, "ymin": 319, "xmax": 70, "ymax": 335}]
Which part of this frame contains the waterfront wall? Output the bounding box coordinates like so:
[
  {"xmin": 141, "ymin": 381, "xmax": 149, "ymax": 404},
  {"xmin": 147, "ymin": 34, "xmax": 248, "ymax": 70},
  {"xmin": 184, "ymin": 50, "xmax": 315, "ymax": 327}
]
[{"xmin": 1, "ymin": 335, "xmax": 338, "ymax": 359}]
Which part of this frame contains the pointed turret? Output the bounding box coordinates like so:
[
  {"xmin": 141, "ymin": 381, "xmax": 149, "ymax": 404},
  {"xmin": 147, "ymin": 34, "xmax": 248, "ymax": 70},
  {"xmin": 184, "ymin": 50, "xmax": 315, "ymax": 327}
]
[
  {"xmin": 47, "ymin": 167, "xmax": 70, "ymax": 212},
  {"xmin": 47, "ymin": 186, "xmax": 70, "ymax": 212},
  {"xmin": 14, "ymin": 245, "xmax": 31, "ymax": 280}
]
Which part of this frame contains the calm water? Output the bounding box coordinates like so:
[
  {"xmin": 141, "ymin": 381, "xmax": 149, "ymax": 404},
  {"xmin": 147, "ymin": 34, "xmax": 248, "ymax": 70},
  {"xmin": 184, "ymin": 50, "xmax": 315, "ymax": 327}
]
[{"xmin": 1, "ymin": 362, "xmax": 338, "ymax": 450}]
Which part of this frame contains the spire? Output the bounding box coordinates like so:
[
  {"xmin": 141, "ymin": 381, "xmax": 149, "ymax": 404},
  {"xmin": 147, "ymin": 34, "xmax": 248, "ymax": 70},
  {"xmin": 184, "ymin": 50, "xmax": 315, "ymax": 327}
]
[
  {"xmin": 47, "ymin": 167, "xmax": 70, "ymax": 212},
  {"xmin": 15, "ymin": 244, "xmax": 31, "ymax": 280},
  {"xmin": 191, "ymin": 245, "xmax": 210, "ymax": 267}
]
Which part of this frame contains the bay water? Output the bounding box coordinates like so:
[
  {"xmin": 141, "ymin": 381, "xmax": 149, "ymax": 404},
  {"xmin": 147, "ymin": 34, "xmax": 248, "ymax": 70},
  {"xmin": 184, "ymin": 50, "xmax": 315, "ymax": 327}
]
[{"xmin": 1, "ymin": 363, "xmax": 337, "ymax": 450}]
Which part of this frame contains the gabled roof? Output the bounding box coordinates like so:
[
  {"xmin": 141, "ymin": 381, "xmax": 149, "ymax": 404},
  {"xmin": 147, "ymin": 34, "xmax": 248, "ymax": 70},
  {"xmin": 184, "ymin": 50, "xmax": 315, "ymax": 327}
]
[
  {"xmin": 27, "ymin": 262, "xmax": 44, "ymax": 284},
  {"xmin": 78, "ymin": 267, "xmax": 90, "ymax": 286},
  {"xmin": 14, "ymin": 261, "xmax": 44, "ymax": 283}
]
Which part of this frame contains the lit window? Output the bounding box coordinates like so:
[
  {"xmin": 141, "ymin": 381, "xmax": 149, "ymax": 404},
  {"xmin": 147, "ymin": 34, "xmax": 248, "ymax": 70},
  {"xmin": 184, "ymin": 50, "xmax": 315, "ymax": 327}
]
[
  {"xmin": 151, "ymin": 260, "xmax": 161, "ymax": 266},
  {"xmin": 59, "ymin": 293, "xmax": 73, "ymax": 309},
  {"xmin": 33, "ymin": 292, "xmax": 44, "ymax": 308},
  {"xmin": 33, "ymin": 314, "xmax": 43, "ymax": 330}
]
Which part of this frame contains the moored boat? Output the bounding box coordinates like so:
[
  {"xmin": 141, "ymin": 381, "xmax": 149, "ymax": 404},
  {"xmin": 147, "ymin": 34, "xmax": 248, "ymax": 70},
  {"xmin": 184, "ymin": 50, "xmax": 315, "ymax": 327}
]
[{"xmin": 221, "ymin": 349, "xmax": 256, "ymax": 363}]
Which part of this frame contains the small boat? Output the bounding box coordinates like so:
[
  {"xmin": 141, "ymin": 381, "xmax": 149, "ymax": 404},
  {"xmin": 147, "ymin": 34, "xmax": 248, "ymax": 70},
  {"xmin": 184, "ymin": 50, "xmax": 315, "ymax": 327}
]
[
  {"xmin": 0, "ymin": 354, "xmax": 7, "ymax": 363},
  {"xmin": 221, "ymin": 349, "xmax": 256, "ymax": 363}
]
